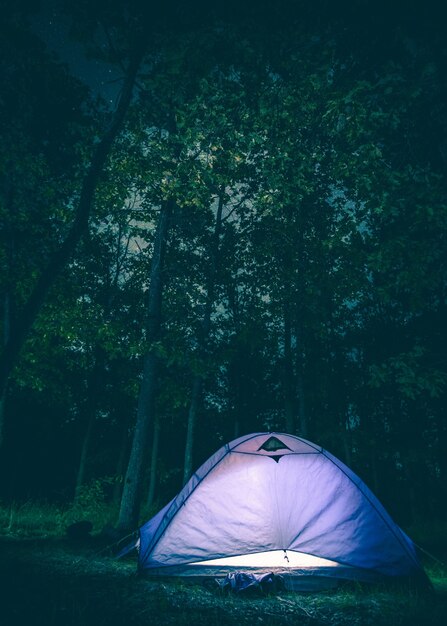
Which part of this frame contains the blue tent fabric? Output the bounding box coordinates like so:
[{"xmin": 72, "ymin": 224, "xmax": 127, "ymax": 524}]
[{"xmin": 138, "ymin": 433, "xmax": 426, "ymax": 585}]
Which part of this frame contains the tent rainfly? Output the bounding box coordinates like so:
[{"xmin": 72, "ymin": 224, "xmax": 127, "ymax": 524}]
[{"xmin": 137, "ymin": 432, "xmax": 428, "ymax": 588}]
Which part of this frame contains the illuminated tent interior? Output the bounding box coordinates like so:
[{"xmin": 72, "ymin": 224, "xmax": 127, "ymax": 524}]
[{"xmin": 138, "ymin": 433, "xmax": 427, "ymax": 588}]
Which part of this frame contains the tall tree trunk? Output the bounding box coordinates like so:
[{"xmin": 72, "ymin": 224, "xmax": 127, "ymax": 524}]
[
  {"xmin": 227, "ymin": 284, "xmax": 242, "ymax": 441},
  {"xmin": 0, "ymin": 395, "xmax": 5, "ymax": 452},
  {"xmin": 146, "ymin": 413, "xmax": 160, "ymax": 509},
  {"xmin": 0, "ymin": 40, "xmax": 145, "ymax": 401},
  {"xmin": 295, "ymin": 322, "xmax": 307, "ymax": 437},
  {"xmin": 296, "ymin": 369, "xmax": 307, "ymax": 437},
  {"xmin": 117, "ymin": 200, "xmax": 173, "ymax": 531},
  {"xmin": 437, "ymin": 416, "xmax": 447, "ymax": 497},
  {"xmin": 233, "ymin": 415, "xmax": 240, "ymax": 439},
  {"xmin": 293, "ymin": 216, "xmax": 307, "ymax": 438},
  {"xmin": 370, "ymin": 447, "xmax": 379, "ymax": 495},
  {"xmin": 113, "ymin": 425, "xmax": 129, "ymax": 506},
  {"xmin": 74, "ymin": 412, "xmax": 95, "ymax": 501},
  {"xmin": 182, "ymin": 193, "xmax": 224, "ymax": 485},
  {"xmin": 182, "ymin": 377, "xmax": 202, "ymax": 485},
  {"xmin": 73, "ymin": 345, "xmax": 107, "ymax": 501},
  {"xmin": 0, "ymin": 292, "xmax": 11, "ymax": 450},
  {"xmin": 341, "ymin": 424, "xmax": 352, "ymax": 466},
  {"xmin": 229, "ymin": 349, "xmax": 243, "ymax": 441},
  {"xmin": 283, "ymin": 309, "xmax": 296, "ymax": 433}
]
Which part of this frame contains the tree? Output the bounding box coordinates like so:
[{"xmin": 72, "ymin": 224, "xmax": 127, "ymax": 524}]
[{"xmin": 0, "ymin": 11, "xmax": 146, "ymax": 449}]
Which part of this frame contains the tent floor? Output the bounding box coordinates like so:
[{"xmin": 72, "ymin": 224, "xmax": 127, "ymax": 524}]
[{"xmin": 139, "ymin": 564, "xmax": 385, "ymax": 591}]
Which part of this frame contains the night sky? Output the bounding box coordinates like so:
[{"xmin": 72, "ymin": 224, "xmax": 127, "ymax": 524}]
[
  {"xmin": 28, "ymin": 0, "xmax": 447, "ymax": 87},
  {"xmin": 31, "ymin": 0, "xmax": 121, "ymax": 104},
  {"xmin": 23, "ymin": 0, "xmax": 447, "ymax": 75}
]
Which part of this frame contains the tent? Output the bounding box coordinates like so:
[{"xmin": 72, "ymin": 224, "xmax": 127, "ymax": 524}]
[{"xmin": 138, "ymin": 432, "xmax": 427, "ymax": 588}]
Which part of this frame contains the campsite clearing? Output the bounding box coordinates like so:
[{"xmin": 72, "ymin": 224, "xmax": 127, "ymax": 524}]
[{"xmin": 0, "ymin": 537, "xmax": 445, "ymax": 626}]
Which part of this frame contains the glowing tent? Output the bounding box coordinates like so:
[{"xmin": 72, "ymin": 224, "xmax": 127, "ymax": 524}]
[{"xmin": 138, "ymin": 433, "xmax": 427, "ymax": 587}]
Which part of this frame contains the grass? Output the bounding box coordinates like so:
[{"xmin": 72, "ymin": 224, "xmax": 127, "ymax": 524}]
[
  {"xmin": 0, "ymin": 537, "xmax": 445, "ymax": 626},
  {"xmin": 0, "ymin": 482, "xmax": 119, "ymax": 538},
  {"xmin": 0, "ymin": 500, "xmax": 446, "ymax": 626}
]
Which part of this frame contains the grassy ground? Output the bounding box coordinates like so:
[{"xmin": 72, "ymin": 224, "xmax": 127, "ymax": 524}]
[
  {"xmin": 0, "ymin": 535, "xmax": 446, "ymax": 626},
  {"xmin": 0, "ymin": 500, "xmax": 446, "ymax": 626}
]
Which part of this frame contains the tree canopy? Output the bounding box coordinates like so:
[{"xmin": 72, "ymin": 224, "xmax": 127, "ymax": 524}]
[{"xmin": 0, "ymin": 0, "xmax": 446, "ymax": 530}]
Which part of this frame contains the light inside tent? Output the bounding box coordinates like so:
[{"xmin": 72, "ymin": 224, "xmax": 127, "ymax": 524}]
[{"xmin": 190, "ymin": 550, "xmax": 344, "ymax": 568}]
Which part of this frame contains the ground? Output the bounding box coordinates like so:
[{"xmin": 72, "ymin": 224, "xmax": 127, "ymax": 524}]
[{"xmin": 0, "ymin": 537, "xmax": 446, "ymax": 626}]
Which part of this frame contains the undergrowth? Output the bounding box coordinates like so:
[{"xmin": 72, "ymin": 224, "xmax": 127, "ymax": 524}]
[
  {"xmin": 0, "ymin": 479, "xmax": 118, "ymax": 537},
  {"xmin": 1, "ymin": 494, "xmax": 446, "ymax": 590},
  {"xmin": 0, "ymin": 514, "xmax": 446, "ymax": 626},
  {"xmin": 0, "ymin": 540, "xmax": 445, "ymax": 626},
  {"xmin": 0, "ymin": 479, "xmax": 162, "ymax": 538}
]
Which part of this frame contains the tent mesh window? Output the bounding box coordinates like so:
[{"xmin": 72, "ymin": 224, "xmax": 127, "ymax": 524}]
[{"xmin": 258, "ymin": 436, "xmax": 291, "ymax": 452}]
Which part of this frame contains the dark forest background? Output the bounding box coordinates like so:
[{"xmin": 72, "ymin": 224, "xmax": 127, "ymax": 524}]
[{"xmin": 0, "ymin": 0, "xmax": 446, "ymax": 535}]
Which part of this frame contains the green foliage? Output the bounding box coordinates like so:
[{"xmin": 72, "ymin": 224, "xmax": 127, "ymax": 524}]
[
  {"xmin": 69, "ymin": 478, "xmax": 117, "ymax": 526},
  {"xmin": 369, "ymin": 348, "xmax": 447, "ymax": 399},
  {"xmin": 0, "ymin": 481, "xmax": 119, "ymax": 538},
  {"xmin": 0, "ymin": 501, "xmax": 66, "ymax": 537},
  {"xmin": 1, "ymin": 5, "xmax": 446, "ymax": 529}
]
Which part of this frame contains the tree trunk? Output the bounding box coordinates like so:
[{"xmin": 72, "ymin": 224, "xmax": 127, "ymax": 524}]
[
  {"xmin": 146, "ymin": 413, "xmax": 160, "ymax": 509},
  {"xmin": 229, "ymin": 351, "xmax": 244, "ymax": 441},
  {"xmin": 370, "ymin": 447, "xmax": 379, "ymax": 495},
  {"xmin": 295, "ymin": 321, "xmax": 307, "ymax": 437},
  {"xmin": 182, "ymin": 192, "xmax": 224, "ymax": 485},
  {"xmin": 437, "ymin": 417, "xmax": 447, "ymax": 496},
  {"xmin": 74, "ymin": 412, "xmax": 95, "ymax": 502},
  {"xmin": 227, "ymin": 287, "xmax": 242, "ymax": 441},
  {"xmin": 283, "ymin": 309, "xmax": 296, "ymax": 434},
  {"xmin": 296, "ymin": 369, "xmax": 307, "ymax": 437},
  {"xmin": 0, "ymin": 292, "xmax": 11, "ymax": 450},
  {"xmin": 117, "ymin": 200, "xmax": 173, "ymax": 531},
  {"xmin": 233, "ymin": 415, "xmax": 240, "ymax": 439},
  {"xmin": 73, "ymin": 344, "xmax": 107, "ymax": 501},
  {"xmin": 0, "ymin": 40, "xmax": 145, "ymax": 401},
  {"xmin": 341, "ymin": 426, "xmax": 352, "ymax": 466},
  {"xmin": 0, "ymin": 395, "xmax": 5, "ymax": 452},
  {"xmin": 113, "ymin": 426, "xmax": 129, "ymax": 507},
  {"xmin": 182, "ymin": 377, "xmax": 202, "ymax": 485}
]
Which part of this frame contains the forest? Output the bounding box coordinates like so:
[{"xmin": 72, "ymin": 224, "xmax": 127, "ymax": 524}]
[{"xmin": 0, "ymin": 0, "xmax": 446, "ymax": 590}]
